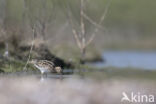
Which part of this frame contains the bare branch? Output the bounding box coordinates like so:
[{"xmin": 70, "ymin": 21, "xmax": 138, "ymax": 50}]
[
  {"xmin": 80, "ymin": 0, "xmax": 86, "ymax": 49},
  {"xmin": 66, "ymin": 0, "xmax": 110, "ymax": 64},
  {"xmin": 80, "ymin": 0, "xmax": 85, "ymax": 36},
  {"xmin": 99, "ymin": 0, "xmax": 112, "ymax": 25},
  {"xmin": 82, "ymin": 13, "xmax": 105, "ymax": 31},
  {"xmin": 66, "ymin": 4, "xmax": 82, "ymax": 49},
  {"xmin": 86, "ymin": 0, "xmax": 112, "ymax": 47},
  {"xmin": 23, "ymin": 24, "xmax": 35, "ymax": 70},
  {"xmin": 85, "ymin": 33, "xmax": 96, "ymax": 47},
  {"xmin": 72, "ymin": 29, "xmax": 82, "ymax": 49}
]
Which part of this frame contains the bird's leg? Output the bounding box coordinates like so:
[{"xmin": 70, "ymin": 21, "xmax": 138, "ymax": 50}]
[
  {"xmin": 41, "ymin": 71, "xmax": 44, "ymax": 78},
  {"xmin": 45, "ymin": 73, "xmax": 47, "ymax": 78},
  {"xmin": 40, "ymin": 72, "xmax": 45, "ymax": 82},
  {"xmin": 41, "ymin": 71, "xmax": 48, "ymax": 79},
  {"xmin": 59, "ymin": 72, "xmax": 63, "ymax": 80}
]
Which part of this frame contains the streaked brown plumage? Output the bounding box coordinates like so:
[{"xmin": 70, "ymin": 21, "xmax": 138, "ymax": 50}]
[{"xmin": 30, "ymin": 59, "xmax": 62, "ymax": 74}]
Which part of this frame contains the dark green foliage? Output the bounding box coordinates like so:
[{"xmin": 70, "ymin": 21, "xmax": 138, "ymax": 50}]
[{"xmin": 0, "ymin": 57, "xmax": 36, "ymax": 73}]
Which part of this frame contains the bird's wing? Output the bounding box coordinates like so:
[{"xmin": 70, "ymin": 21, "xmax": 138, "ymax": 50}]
[{"xmin": 41, "ymin": 60, "xmax": 55, "ymax": 66}]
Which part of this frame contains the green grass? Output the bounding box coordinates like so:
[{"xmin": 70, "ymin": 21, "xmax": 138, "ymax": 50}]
[
  {"xmin": 80, "ymin": 67, "xmax": 156, "ymax": 81},
  {"xmin": 1, "ymin": 59, "xmax": 156, "ymax": 82},
  {"xmin": 0, "ymin": 58, "xmax": 36, "ymax": 73}
]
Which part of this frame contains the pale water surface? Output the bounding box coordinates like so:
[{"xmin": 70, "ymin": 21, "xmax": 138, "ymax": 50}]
[
  {"xmin": 96, "ymin": 51, "xmax": 156, "ymax": 70},
  {"xmin": 0, "ymin": 75, "xmax": 155, "ymax": 104}
]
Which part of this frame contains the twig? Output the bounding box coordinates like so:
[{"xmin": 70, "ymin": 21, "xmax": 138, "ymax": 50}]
[
  {"xmin": 80, "ymin": 0, "xmax": 86, "ymax": 48},
  {"xmin": 66, "ymin": 0, "xmax": 111, "ymax": 64},
  {"xmin": 23, "ymin": 25, "xmax": 35, "ymax": 71},
  {"xmin": 86, "ymin": 0, "xmax": 112, "ymax": 47},
  {"xmin": 66, "ymin": 5, "xmax": 82, "ymax": 49},
  {"xmin": 82, "ymin": 13, "xmax": 105, "ymax": 31}
]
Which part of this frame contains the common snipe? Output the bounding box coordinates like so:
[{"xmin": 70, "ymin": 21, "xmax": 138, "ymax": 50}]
[{"xmin": 30, "ymin": 59, "xmax": 62, "ymax": 75}]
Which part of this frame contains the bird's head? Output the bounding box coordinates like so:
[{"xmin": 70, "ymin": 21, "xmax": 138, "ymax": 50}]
[{"xmin": 55, "ymin": 67, "xmax": 62, "ymax": 73}]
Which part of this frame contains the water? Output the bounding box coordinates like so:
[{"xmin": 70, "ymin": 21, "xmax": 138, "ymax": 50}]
[
  {"xmin": 95, "ymin": 51, "xmax": 156, "ymax": 70},
  {"xmin": 0, "ymin": 75, "xmax": 155, "ymax": 104}
]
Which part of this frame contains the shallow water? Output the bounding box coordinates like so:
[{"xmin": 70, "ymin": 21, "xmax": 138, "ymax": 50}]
[
  {"xmin": 95, "ymin": 51, "xmax": 156, "ymax": 70},
  {"xmin": 0, "ymin": 75, "xmax": 155, "ymax": 104}
]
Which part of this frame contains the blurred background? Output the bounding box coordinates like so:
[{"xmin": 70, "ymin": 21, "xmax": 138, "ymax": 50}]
[
  {"xmin": 0, "ymin": 0, "xmax": 156, "ymax": 104},
  {"xmin": 0, "ymin": 0, "xmax": 156, "ymax": 56},
  {"xmin": 0, "ymin": 0, "xmax": 156, "ymax": 67}
]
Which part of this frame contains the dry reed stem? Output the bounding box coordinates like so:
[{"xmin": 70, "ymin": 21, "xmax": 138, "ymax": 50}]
[
  {"xmin": 67, "ymin": 6, "xmax": 82, "ymax": 49},
  {"xmin": 68, "ymin": 0, "xmax": 111, "ymax": 49},
  {"xmin": 67, "ymin": 0, "xmax": 111, "ymax": 64},
  {"xmin": 86, "ymin": 0, "xmax": 112, "ymax": 47},
  {"xmin": 82, "ymin": 13, "xmax": 105, "ymax": 31},
  {"xmin": 80, "ymin": 0, "xmax": 86, "ymax": 49},
  {"xmin": 23, "ymin": 25, "xmax": 35, "ymax": 71}
]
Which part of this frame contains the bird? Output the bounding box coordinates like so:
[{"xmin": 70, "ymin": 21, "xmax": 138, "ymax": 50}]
[{"xmin": 30, "ymin": 59, "xmax": 62, "ymax": 75}]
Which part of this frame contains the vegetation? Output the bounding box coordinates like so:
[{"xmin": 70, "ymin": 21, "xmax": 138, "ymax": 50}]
[
  {"xmin": 79, "ymin": 66, "xmax": 156, "ymax": 81},
  {"xmin": 0, "ymin": 1, "xmax": 156, "ymax": 104},
  {"xmin": 0, "ymin": 0, "xmax": 156, "ymax": 73}
]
